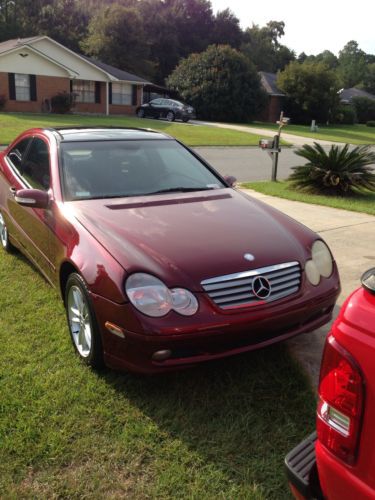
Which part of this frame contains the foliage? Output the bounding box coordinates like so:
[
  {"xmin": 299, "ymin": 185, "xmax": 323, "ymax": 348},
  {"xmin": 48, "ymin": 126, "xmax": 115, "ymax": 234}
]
[
  {"xmin": 81, "ymin": 4, "xmax": 153, "ymax": 78},
  {"xmin": 167, "ymin": 44, "xmax": 267, "ymax": 122},
  {"xmin": 241, "ymin": 20, "xmax": 295, "ymax": 72},
  {"xmin": 277, "ymin": 61, "xmax": 340, "ymax": 124},
  {"xmin": 351, "ymin": 96, "xmax": 375, "ymax": 123},
  {"xmin": 337, "ymin": 40, "xmax": 368, "ymax": 88},
  {"xmin": 362, "ymin": 63, "xmax": 375, "ymax": 94},
  {"xmin": 210, "ymin": 8, "xmax": 242, "ymax": 48},
  {"xmin": 50, "ymin": 92, "xmax": 75, "ymax": 114},
  {"xmin": 333, "ymin": 105, "xmax": 357, "ymax": 125},
  {"xmin": 0, "ymin": 94, "xmax": 6, "ymax": 110},
  {"xmin": 300, "ymin": 50, "xmax": 338, "ymax": 69},
  {"xmin": 367, "ymin": 121, "xmax": 375, "ymax": 127},
  {"xmin": 289, "ymin": 142, "xmax": 375, "ymax": 196}
]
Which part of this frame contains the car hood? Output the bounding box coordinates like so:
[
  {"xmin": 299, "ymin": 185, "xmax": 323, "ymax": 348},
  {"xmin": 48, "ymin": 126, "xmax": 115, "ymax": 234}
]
[{"xmin": 70, "ymin": 189, "xmax": 318, "ymax": 291}]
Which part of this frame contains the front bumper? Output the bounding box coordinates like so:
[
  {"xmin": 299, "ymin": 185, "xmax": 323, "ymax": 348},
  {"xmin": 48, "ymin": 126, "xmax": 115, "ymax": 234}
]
[
  {"xmin": 285, "ymin": 432, "xmax": 323, "ymax": 500},
  {"xmin": 91, "ymin": 280, "xmax": 339, "ymax": 373}
]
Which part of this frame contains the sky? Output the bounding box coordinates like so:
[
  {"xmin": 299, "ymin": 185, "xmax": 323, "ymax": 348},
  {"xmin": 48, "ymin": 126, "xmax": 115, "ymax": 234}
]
[{"xmin": 210, "ymin": 0, "xmax": 374, "ymax": 56}]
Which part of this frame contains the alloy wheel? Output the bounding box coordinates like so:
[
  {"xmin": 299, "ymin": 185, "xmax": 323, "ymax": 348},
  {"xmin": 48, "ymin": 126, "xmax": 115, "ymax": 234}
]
[{"xmin": 67, "ymin": 285, "xmax": 92, "ymax": 358}]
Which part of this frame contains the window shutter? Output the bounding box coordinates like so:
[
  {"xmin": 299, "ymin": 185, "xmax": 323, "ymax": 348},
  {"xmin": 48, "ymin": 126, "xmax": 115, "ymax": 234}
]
[
  {"xmin": 95, "ymin": 82, "xmax": 101, "ymax": 103},
  {"xmin": 108, "ymin": 83, "xmax": 112, "ymax": 105},
  {"xmin": 30, "ymin": 75, "xmax": 37, "ymax": 101},
  {"xmin": 132, "ymin": 85, "xmax": 138, "ymax": 106},
  {"xmin": 70, "ymin": 80, "xmax": 73, "ymax": 93},
  {"xmin": 8, "ymin": 73, "xmax": 15, "ymax": 100}
]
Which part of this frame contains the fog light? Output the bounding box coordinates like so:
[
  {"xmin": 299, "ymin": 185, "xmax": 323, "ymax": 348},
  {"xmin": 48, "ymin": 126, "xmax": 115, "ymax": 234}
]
[
  {"xmin": 152, "ymin": 350, "xmax": 172, "ymax": 361},
  {"xmin": 105, "ymin": 321, "xmax": 126, "ymax": 339}
]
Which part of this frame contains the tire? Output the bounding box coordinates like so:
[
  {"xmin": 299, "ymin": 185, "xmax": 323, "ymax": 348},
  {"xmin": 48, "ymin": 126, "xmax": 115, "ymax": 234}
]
[
  {"xmin": 182, "ymin": 117, "xmax": 189, "ymax": 123},
  {"xmin": 166, "ymin": 111, "xmax": 175, "ymax": 122},
  {"xmin": 65, "ymin": 272, "xmax": 104, "ymax": 369},
  {"xmin": 137, "ymin": 108, "xmax": 145, "ymax": 118},
  {"xmin": 0, "ymin": 212, "xmax": 13, "ymax": 253}
]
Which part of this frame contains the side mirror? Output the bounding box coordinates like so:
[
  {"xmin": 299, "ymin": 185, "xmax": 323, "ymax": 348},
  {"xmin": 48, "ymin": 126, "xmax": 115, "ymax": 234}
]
[
  {"xmin": 224, "ymin": 175, "xmax": 237, "ymax": 188},
  {"xmin": 15, "ymin": 189, "xmax": 50, "ymax": 209}
]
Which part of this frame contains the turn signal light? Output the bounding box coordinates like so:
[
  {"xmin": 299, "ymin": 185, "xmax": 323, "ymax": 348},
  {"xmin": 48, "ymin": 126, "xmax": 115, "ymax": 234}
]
[{"xmin": 317, "ymin": 335, "xmax": 364, "ymax": 465}]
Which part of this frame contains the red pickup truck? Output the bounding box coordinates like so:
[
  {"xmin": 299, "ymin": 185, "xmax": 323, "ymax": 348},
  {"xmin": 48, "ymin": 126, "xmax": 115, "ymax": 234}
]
[{"xmin": 285, "ymin": 268, "xmax": 375, "ymax": 500}]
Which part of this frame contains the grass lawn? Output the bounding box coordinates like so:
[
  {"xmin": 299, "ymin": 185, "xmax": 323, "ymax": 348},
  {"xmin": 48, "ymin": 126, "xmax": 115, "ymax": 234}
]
[
  {"xmin": 242, "ymin": 181, "xmax": 375, "ymax": 216},
  {"xmin": 0, "ymin": 112, "xmax": 263, "ymax": 147},
  {"xmin": 245, "ymin": 122, "xmax": 375, "ymax": 145},
  {"xmin": 0, "ymin": 248, "xmax": 315, "ymax": 498}
]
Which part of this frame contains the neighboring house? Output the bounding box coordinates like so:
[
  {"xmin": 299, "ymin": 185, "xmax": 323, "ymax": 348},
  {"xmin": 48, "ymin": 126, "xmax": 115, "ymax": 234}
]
[
  {"xmin": 339, "ymin": 87, "xmax": 375, "ymax": 104},
  {"xmin": 258, "ymin": 71, "xmax": 285, "ymax": 123},
  {"xmin": 0, "ymin": 36, "xmax": 150, "ymax": 115}
]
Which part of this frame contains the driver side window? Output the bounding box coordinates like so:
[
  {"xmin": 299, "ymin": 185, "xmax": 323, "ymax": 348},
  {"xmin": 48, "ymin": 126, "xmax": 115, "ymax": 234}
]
[{"xmin": 7, "ymin": 138, "xmax": 31, "ymax": 173}]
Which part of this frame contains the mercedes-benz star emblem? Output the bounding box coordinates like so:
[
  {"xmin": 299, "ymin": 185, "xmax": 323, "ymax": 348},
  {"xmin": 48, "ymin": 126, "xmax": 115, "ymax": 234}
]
[{"xmin": 252, "ymin": 276, "xmax": 271, "ymax": 299}]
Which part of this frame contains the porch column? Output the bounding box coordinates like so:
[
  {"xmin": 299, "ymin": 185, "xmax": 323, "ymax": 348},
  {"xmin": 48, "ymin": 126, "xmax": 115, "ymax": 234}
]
[{"xmin": 106, "ymin": 81, "xmax": 109, "ymax": 116}]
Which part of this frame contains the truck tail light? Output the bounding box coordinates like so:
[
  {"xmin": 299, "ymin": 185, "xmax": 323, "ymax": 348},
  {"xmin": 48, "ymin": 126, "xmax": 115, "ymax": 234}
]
[{"xmin": 317, "ymin": 334, "xmax": 364, "ymax": 465}]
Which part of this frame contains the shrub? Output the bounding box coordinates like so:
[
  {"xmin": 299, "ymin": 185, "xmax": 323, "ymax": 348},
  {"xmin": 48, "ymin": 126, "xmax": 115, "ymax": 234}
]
[
  {"xmin": 367, "ymin": 121, "xmax": 375, "ymax": 127},
  {"xmin": 166, "ymin": 44, "xmax": 267, "ymax": 122},
  {"xmin": 333, "ymin": 104, "xmax": 356, "ymax": 125},
  {"xmin": 0, "ymin": 94, "xmax": 6, "ymax": 111},
  {"xmin": 351, "ymin": 96, "xmax": 375, "ymax": 123},
  {"xmin": 289, "ymin": 142, "xmax": 375, "ymax": 196},
  {"xmin": 51, "ymin": 92, "xmax": 75, "ymax": 114}
]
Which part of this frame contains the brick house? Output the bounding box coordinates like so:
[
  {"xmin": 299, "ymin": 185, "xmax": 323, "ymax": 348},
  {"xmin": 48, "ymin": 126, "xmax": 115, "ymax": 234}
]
[
  {"xmin": 258, "ymin": 71, "xmax": 285, "ymax": 123},
  {"xmin": 0, "ymin": 36, "xmax": 150, "ymax": 115}
]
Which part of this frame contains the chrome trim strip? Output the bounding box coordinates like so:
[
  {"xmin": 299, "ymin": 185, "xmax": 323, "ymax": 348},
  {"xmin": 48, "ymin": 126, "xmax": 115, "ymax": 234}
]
[{"xmin": 201, "ymin": 261, "xmax": 299, "ymax": 286}]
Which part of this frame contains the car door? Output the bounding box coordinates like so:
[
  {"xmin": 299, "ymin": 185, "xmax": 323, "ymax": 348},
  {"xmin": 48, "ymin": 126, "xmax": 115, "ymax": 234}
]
[
  {"xmin": 7, "ymin": 136, "xmax": 53, "ymax": 279},
  {"xmin": 148, "ymin": 98, "xmax": 162, "ymax": 117}
]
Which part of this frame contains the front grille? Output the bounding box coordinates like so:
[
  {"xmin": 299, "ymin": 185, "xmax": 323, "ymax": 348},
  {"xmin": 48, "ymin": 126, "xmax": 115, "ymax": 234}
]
[{"xmin": 201, "ymin": 261, "xmax": 301, "ymax": 310}]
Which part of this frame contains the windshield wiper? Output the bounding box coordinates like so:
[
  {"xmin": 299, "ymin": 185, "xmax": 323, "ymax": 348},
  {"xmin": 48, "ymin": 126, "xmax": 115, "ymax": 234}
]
[{"xmin": 144, "ymin": 186, "xmax": 218, "ymax": 195}]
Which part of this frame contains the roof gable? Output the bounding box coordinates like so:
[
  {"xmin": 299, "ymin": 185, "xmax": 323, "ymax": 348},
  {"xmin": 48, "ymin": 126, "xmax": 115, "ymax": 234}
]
[
  {"xmin": 259, "ymin": 71, "xmax": 285, "ymax": 97},
  {"xmin": 0, "ymin": 36, "xmax": 149, "ymax": 84},
  {"xmin": 339, "ymin": 87, "xmax": 375, "ymax": 103}
]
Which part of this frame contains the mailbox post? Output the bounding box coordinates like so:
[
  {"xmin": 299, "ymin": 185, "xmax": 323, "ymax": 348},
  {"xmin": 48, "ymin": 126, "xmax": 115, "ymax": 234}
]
[{"xmin": 259, "ymin": 112, "xmax": 290, "ymax": 181}]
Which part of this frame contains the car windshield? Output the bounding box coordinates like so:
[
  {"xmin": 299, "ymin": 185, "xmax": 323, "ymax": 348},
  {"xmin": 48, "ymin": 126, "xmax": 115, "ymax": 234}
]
[{"xmin": 60, "ymin": 139, "xmax": 225, "ymax": 201}]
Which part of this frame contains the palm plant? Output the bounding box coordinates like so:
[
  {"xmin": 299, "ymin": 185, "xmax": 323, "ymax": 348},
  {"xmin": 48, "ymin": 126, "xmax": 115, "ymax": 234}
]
[{"xmin": 289, "ymin": 142, "xmax": 375, "ymax": 196}]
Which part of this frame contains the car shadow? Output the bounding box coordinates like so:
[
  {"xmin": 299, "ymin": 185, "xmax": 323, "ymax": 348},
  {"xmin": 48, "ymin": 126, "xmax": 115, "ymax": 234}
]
[{"xmin": 98, "ymin": 344, "xmax": 316, "ymax": 497}]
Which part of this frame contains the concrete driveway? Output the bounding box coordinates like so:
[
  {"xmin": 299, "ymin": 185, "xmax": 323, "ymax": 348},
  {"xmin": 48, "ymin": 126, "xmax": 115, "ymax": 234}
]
[{"xmin": 242, "ymin": 188, "xmax": 375, "ymax": 387}]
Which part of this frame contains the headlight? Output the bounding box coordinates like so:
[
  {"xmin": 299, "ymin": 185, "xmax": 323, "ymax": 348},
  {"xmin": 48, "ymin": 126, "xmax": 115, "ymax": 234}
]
[
  {"xmin": 305, "ymin": 240, "xmax": 333, "ymax": 285},
  {"xmin": 126, "ymin": 273, "xmax": 198, "ymax": 317}
]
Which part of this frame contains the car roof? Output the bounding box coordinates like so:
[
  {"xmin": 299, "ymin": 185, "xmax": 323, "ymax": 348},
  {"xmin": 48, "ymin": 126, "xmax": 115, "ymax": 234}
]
[{"xmin": 45, "ymin": 127, "xmax": 172, "ymax": 142}]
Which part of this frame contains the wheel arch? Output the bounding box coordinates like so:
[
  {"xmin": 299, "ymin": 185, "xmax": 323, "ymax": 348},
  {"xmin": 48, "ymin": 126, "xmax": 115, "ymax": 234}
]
[{"xmin": 59, "ymin": 260, "xmax": 80, "ymax": 303}]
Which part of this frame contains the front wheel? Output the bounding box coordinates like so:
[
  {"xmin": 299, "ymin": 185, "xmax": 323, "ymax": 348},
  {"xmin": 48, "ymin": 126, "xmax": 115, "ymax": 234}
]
[
  {"xmin": 137, "ymin": 108, "xmax": 145, "ymax": 118},
  {"xmin": 182, "ymin": 117, "xmax": 189, "ymax": 123},
  {"xmin": 166, "ymin": 111, "xmax": 175, "ymax": 122},
  {"xmin": 65, "ymin": 273, "xmax": 104, "ymax": 368},
  {"xmin": 0, "ymin": 212, "xmax": 13, "ymax": 253}
]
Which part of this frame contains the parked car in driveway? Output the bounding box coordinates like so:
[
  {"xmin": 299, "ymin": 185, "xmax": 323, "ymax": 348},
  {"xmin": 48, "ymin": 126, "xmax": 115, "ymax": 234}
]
[
  {"xmin": 285, "ymin": 268, "xmax": 375, "ymax": 500},
  {"xmin": 0, "ymin": 127, "xmax": 340, "ymax": 373},
  {"xmin": 136, "ymin": 98, "xmax": 196, "ymax": 122}
]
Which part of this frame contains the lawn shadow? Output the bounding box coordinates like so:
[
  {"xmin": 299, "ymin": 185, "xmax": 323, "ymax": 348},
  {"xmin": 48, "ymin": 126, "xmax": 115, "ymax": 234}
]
[{"xmin": 100, "ymin": 344, "xmax": 315, "ymax": 498}]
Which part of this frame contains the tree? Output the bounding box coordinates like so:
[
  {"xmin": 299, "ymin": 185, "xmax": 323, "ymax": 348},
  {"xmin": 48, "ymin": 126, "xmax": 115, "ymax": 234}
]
[
  {"xmin": 81, "ymin": 4, "xmax": 153, "ymax": 78},
  {"xmin": 338, "ymin": 40, "xmax": 368, "ymax": 88},
  {"xmin": 362, "ymin": 63, "xmax": 375, "ymax": 94},
  {"xmin": 210, "ymin": 8, "xmax": 242, "ymax": 48},
  {"xmin": 167, "ymin": 44, "xmax": 267, "ymax": 122},
  {"xmin": 241, "ymin": 21, "xmax": 294, "ymax": 72},
  {"xmin": 277, "ymin": 60, "xmax": 340, "ymax": 124}
]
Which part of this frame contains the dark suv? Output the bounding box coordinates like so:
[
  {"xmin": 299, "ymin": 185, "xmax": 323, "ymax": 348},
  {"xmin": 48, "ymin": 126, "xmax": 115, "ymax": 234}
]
[{"xmin": 136, "ymin": 98, "xmax": 196, "ymax": 122}]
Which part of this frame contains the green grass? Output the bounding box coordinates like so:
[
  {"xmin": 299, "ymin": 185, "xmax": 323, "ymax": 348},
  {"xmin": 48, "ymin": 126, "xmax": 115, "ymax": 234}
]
[
  {"xmin": 242, "ymin": 181, "xmax": 375, "ymax": 215},
  {"xmin": 245, "ymin": 122, "xmax": 375, "ymax": 145},
  {"xmin": 0, "ymin": 248, "xmax": 315, "ymax": 498},
  {"xmin": 0, "ymin": 112, "xmax": 263, "ymax": 147}
]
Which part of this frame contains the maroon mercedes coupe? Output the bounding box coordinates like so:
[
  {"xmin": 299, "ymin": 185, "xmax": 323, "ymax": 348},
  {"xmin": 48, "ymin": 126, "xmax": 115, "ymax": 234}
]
[{"xmin": 0, "ymin": 127, "xmax": 340, "ymax": 373}]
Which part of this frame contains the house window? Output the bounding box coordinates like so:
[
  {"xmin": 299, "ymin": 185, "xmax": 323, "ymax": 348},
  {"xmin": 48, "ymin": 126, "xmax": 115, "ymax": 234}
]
[
  {"xmin": 15, "ymin": 74, "xmax": 30, "ymax": 101},
  {"xmin": 111, "ymin": 82, "xmax": 132, "ymax": 105},
  {"xmin": 72, "ymin": 80, "xmax": 95, "ymax": 103}
]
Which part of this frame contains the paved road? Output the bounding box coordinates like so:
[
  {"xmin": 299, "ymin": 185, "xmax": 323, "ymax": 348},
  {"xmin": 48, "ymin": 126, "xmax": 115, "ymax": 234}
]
[
  {"xmin": 195, "ymin": 145, "xmax": 375, "ymax": 183},
  {"xmin": 194, "ymin": 146, "xmax": 309, "ymax": 182}
]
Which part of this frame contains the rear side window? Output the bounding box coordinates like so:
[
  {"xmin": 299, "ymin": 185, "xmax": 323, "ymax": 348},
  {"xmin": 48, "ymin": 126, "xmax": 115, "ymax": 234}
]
[{"xmin": 7, "ymin": 138, "xmax": 31, "ymax": 171}]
